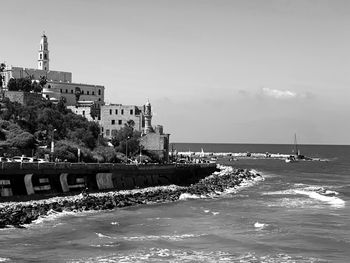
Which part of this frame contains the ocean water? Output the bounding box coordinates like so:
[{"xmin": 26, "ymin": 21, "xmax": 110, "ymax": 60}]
[{"xmin": 0, "ymin": 144, "xmax": 349, "ymax": 263}]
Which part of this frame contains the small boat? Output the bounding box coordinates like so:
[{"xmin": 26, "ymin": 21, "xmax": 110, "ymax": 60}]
[
  {"xmin": 285, "ymin": 155, "xmax": 297, "ymax": 163},
  {"xmin": 285, "ymin": 134, "xmax": 303, "ymax": 163}
]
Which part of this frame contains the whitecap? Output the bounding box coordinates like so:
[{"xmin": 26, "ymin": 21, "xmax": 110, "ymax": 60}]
[
  {"xmin": 211, "ymin": 212, "xmax": 220, "ymax": 215},
  {"xmin": 254, "ymin": 222, "xmax": 266, "ymax": 228},
  {"xmin": 178, "ymin": 193, "xmax": 201, "ymax": 200},
  {"xmin": 29, "ymin": 210, "xmax": 76, "ymax": 226},
  {"xmin": 96, "ymin": 232, "xmax": 112, "ymax": 239},
  {"xmin": 111, "ymin": 221, "xmax": 119, "ymax": 225},
  {"xmin": 203, "ymin": 209, "xmax": 210, "ymax": 213},
  {"xmin": 122, "ymin": 233, "xmax": 204, "ymax": 242},
  {"xmin": 70, "ymin": 248, "xmax": 325, "ymax": 263},
  {"xmin": 294, "ymin": 189, "xmax": 345, "ymax": 208}
]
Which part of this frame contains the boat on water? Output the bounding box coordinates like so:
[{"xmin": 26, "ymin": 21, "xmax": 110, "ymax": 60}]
[
  {"xmin": 285, "ymin": 134, "xmax": 304, "ymax": 163},
  {"xmin": 285, "ymin": 155, "xmax": 297, "ymax": 163}
]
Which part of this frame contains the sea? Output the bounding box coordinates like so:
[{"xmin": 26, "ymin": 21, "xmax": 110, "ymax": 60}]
[{"xmin": 0, "ymin": 143, "xmax": 349, "ymax": 263}]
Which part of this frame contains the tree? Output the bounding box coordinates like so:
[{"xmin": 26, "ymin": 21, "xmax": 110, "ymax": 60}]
[
  {"xmin": 93, "ymin": 146, "xmax": 119, "ymax": 163},
  {"xmin": 0, "ymin": 98, "xmax": 104, "ymax": 158},
  {"xmin": 7, "ymin": 78, "xmax": 18, "ymax": 91},
  {"xmin": 6, "ymin": 130, "xmax": 35, "ymax": 149},
  {"xmin": 111, "ymin": 124, "xmax": 141, "ymax": 156},
  {"xmin": 6, "ymin": 77, "xmax": 43, "ymax": 93}
]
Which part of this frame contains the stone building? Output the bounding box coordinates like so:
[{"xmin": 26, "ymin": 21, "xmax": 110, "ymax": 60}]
[
  {"xmin": 99, "ymin": 104, "xmax": 144, "ymax": 138},
  {"xmin": 0, "ymin": 33, "xmax": 105, "ymax": 106},
  {"xmin": 67, "ymin": 101, "xmax": 97, "ymax": 122},
  {"xmin": 139, "ymin": 101, "xmax": 170, "ymax": 162}
]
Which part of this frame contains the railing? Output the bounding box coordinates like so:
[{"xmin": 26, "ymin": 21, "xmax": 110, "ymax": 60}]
[{"xmin": 0, "ymin": 162, "xmax": 216, "ymax": 171}]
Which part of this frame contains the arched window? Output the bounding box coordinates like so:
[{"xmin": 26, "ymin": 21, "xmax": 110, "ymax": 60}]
[{"xmin": 98, "ymin": 89, "xmax": 101, "ymax": 95}]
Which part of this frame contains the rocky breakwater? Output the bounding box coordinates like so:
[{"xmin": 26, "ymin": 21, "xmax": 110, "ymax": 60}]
[{"xmin": 0, "ymin": 165, "xmax": 262, "ymax": 228}]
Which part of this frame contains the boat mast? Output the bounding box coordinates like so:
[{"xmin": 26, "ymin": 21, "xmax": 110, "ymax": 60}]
[{"xmin": 294, "ymin": 133, "xmax": 300, "ymax": 156}]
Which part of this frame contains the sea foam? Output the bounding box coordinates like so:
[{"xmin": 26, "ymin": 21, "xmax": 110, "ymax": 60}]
[
  {"xmin": 264, "ymin": 184, "xmax": 345, "ymax": 208},
  {"xmin": 294, "ymin": 189, "xmax": 345, "ymax": 208}
]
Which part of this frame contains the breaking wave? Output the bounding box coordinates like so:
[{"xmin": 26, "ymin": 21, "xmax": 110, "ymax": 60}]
[
  {"xmin": 68, "ymin": 248, "xmax": 328, "ymax": 263},
  {"xmin": 179, "ymin": 165, "xmax": 264, "ymax": 201},
  {"xmin": 95, "ymin": 232, "xmax": 205, "ymax": 242},
  {"xmin": 264, "ymin": 184, "xmax": 345, "ymax": 208}
]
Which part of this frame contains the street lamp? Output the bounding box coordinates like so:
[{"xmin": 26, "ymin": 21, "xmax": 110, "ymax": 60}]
[
  {"xmin": 125, "ymin": 136, "xmax": 130, "ymax": 163},
  {"xmin": 50, "ymin": 129, "xmax": 57, "ymax": 161}
]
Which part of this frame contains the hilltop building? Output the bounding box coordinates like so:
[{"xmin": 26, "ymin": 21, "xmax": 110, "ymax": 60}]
[
  {"xmin": 140, "ymin": 101, "xmax": 170, "ymax": 162},
  {"xmin": 0, "ymin": 34, "xmax": 105, "ymax": 106},
  {"xmin": 0, "ymin": 34, "xmax": 170, "ymax": 160}
]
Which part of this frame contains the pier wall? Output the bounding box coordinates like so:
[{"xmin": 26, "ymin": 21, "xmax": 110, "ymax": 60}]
[{"xmin": 0, "ymin": 163, "xmax": 217, "ymax": 200}]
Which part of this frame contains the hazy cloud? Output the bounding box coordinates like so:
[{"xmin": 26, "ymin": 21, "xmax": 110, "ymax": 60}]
[
  {"xmin": 257, "ymin": 87, "xmax": 316, "ymax": 100},
  {"xmin": 261, "ymin": 87, "xmax": 297, "ymax": 99}
]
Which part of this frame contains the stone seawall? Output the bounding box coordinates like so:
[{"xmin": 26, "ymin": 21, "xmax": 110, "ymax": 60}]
[
  {"xmin": 0, "ymin": 163, "xmax": 217, "ymax": 199},
  {"xmin": 0, "ymin": 165, "xmax": 262, "ymax": 228}
]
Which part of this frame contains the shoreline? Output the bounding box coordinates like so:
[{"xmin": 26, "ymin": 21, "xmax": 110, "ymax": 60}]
[{"xmin": 0, "ymin": 165, "xmax": 262, "ymax": 228}]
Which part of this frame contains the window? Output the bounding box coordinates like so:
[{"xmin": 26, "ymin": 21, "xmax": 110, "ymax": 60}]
[
  {"xmin": 65, "ymin": 89, "xmax": 68, "ymax": 93},
  {"xmin": 115, "ymin": 109, "xmax": 118, "ymax": 115},
  {"xmin": 118, "ymin": 120, "xmax": 122, "ymax": 125},
  {"xmin": 44, "ymin": 54, "xmax": 47, "ymax": 59},
  {"xmin": 60, "ymin": 89, "xmax": 62, "ymax": 93},
  {"xmin": 92, "ymin": 91, "xmax": 95, "ymax": 95},
  {"xmin": 106, "ymin": 129, "xmax": 110, "ymax": 136},
  {"xmin": 111, "ymin": 120, "xmax": 115, "ymax": 125},
  {"xmin": 82, "ymin": 110, "xmax": 85, "ymax": 116},
  {"xmin": 109, "ymin": 109, "xmax": 112, "ymax": 115},
  {"xmin": 98, "ymin": 98, "xmax": 101, "ymax": 101},
  {"xmin": 101, "ymin": 127, "xmax": 104, "ymax": 132},
  {"xmin": 98, "ymin": 89, "xmax": 101, "ymax": 95},
  {"xmin": 71, "ymin": 90, "xmax": 73, "ymax": 93},
  {"xmin": 46, "ymin": 95, "xmax": 49, "ymax": 99},
  {"xmin": 48, "ymin": 85, "xmax": 51, "ymax": 89},
  {"xmin": 81, "ymin": 90, "xmax": 84, "ymax": 94},
  {"xmin": 130, "ymin": 109, "xmax": 133, "ymax": 115},
  {"xmin": 40, "ymin": 54, "xmax": 42, "ymax": 59},
  {"xmin": 87, "ymin": 91, "xmax": 89, "ymax": 95},
  {"xmin": 112, "ymin": 129, "xmax": 117, "ymax": 136},
  {"xmin": 44, "ymin": 67, "xmax": 47, "ymax": 70},
  {"xmin": 121, "ymin": 109, "xmax": 124, "ymax": 115}
]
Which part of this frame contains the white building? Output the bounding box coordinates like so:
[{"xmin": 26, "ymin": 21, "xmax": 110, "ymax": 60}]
[{"xmin": 0, "ymin": 33, "xmax": 105, "ymax": 106}]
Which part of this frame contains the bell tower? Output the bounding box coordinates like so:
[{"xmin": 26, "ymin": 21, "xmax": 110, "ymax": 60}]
[{"xmin": 38, "ymin": 33, "xmax": 49, "ymax": 70}]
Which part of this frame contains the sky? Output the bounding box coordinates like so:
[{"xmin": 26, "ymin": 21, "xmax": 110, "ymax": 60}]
[{"xmin": 1, "ymin": 0, "xmax": 349, "ymax": 144}]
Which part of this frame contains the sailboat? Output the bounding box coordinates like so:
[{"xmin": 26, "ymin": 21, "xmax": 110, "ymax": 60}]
[{"xmin": 285, "ymin": 134, "xmax": 303, "ymax": 163}]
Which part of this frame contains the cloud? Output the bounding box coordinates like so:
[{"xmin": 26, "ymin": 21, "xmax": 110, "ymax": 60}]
[{"xmin": 261, "ymin": 87, "xmax": 297, "ymax": 99}]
